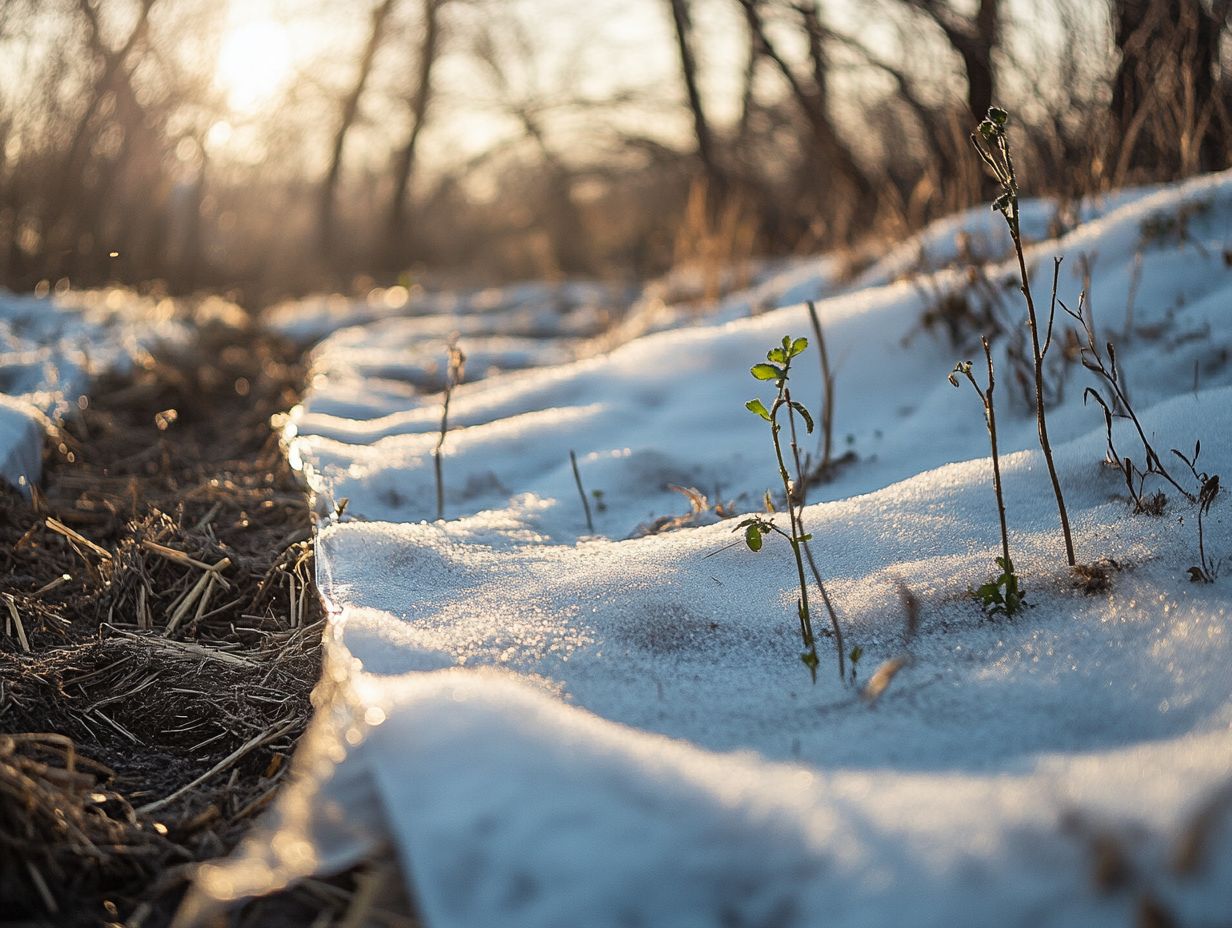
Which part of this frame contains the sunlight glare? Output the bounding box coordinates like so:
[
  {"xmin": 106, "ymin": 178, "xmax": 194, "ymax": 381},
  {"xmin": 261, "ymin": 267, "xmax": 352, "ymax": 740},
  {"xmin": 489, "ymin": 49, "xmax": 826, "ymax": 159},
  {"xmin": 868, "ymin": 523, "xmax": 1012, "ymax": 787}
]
[{"xmin": 216, "ymin": 20, "xmax": 293, "ymax": 112}]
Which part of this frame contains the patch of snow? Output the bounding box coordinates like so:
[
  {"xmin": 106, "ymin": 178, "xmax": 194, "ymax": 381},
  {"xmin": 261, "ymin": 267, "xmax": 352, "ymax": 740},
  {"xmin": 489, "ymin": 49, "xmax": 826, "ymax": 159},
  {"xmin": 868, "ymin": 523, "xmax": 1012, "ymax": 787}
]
[{"xmin": 202, "ymin": 173, "xmax": 1232, "ymax": 924}]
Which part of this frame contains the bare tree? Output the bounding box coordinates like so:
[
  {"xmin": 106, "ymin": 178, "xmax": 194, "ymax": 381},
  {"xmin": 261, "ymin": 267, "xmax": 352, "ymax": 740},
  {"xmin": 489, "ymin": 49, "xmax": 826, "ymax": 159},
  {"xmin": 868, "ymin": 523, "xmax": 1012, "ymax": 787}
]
[
  {"xmin": 320, "ymin": 0, "xmax": 398, "ymax": 261},
  {"xmin": 738, "ymin": 0, "xmax": 873, "ymax": 240},
  {"xmin": 464, "ymin": 9, "xmax": 595, "ymax": 274},
  {"xmin": 1111, "ymin": 0, "xmax": 1228, "ymax": 178},
  {"xmin": 666, "ymin": 0, "xmax": 724, "ymax": 196},
  {"xmin": 384, "ymin": 0, "xmax": 445, "ymax": 268},
  {"xmin": 41, "ymin": 0, "xmax": 159, "ymax": 273},
  {"xmin": 904, "ymin": 0, "xmax": 1000, "ymax": 123}
]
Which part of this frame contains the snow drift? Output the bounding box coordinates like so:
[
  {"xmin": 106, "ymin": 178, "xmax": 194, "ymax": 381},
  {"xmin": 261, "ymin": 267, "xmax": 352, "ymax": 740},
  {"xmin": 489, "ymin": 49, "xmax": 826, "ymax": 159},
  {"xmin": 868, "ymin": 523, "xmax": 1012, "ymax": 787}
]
[{"xmin": 198, "ymin": 174, "xmax": 1232, "ymax": 923}]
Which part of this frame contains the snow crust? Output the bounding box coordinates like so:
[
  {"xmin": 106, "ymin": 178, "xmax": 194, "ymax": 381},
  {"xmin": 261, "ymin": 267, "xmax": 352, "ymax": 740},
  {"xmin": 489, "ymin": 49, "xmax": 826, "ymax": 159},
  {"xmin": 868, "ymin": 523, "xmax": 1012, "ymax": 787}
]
[{"xmin": 214, "ymin": 174, "xmax": 1231, "ymax": 924}]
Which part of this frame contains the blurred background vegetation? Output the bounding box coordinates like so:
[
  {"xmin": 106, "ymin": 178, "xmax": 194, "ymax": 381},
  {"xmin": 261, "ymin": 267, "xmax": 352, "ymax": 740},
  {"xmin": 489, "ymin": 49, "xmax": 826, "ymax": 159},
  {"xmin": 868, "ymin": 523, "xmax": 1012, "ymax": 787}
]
[{"xmin": 0, "ymin": 0, "xmax": 1228, "ymax": 303}]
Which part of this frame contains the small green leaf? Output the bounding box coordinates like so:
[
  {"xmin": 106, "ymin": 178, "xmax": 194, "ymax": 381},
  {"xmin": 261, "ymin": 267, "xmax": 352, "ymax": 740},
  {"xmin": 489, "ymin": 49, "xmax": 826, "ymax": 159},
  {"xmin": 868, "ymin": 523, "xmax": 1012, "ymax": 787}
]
[
  {"xmin": 744, "ymin": 523, "xmax": 763, "ymax": 552},
  {"xmin": 849, "ymin": 644, "xmax": 863, "ymax": 665},
  {"xmin": 790, "ymin": 337, "xmax": 808, "ymax": 357},
  {"xmin": 750, "ymin": 363, "xmax": 781, "ymax": 381},
  {"xmin": 987, "ymin": 106, "xmax": 1008, "ymax": 126},
  {"xmin": 745, "ymin": 398, "xmax": 771, "ymax": 420},
  {"xmin": 767, "ymin": 347, "xmax": 787, "ymax": 364},
  {"xmin": 790, "ymin": 401, "xmax": 815, "ymax": 434},
  {"xmin": 797, "ymin": 532, "xmax": 813, "ymax": 543}
]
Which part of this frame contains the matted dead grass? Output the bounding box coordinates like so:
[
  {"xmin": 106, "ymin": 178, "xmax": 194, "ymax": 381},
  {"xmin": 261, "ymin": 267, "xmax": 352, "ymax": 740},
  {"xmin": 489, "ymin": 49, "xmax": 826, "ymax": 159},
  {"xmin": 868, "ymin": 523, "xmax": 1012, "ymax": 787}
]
[{"xmin": 0, "ymin": 318, "xmax": 408, "ymax": 926}]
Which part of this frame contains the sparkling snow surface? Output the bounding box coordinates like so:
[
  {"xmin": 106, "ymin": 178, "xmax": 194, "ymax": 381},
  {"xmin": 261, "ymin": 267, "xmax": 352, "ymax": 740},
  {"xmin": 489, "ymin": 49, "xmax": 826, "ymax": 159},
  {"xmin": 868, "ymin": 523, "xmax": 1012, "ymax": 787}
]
[{"xmin": 215, "ymin": 175, "xmax": 1229, "ymax": 925}]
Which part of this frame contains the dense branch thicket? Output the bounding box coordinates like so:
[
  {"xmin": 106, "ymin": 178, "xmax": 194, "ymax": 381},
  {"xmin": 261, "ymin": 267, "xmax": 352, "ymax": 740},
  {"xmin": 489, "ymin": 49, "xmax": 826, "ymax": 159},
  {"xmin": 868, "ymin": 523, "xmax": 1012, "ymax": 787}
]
[{"xmin": 0, "ymin": 0, "xmax": 1227, "ymax": 302}]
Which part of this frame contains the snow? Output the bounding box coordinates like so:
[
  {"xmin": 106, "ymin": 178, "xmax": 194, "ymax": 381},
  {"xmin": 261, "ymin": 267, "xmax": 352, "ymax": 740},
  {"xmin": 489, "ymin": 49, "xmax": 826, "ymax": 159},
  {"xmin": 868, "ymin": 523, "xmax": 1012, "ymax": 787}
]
[
  {"xmin": 202, "ymin": 171, "xmax": 1232, "ymax": 924},
  {"xmin": 266, "ymin": 280, "xmax": 625, "ymax": 347}
]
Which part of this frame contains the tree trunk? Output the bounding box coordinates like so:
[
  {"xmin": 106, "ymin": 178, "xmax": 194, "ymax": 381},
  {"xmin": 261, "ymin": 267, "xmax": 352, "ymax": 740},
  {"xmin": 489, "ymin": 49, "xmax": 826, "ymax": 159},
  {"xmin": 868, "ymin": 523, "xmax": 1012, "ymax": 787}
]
[
  {"xmin": 319, "ymin": 0, "xmax": 397, "ymax": 263},
  {"xmin": 740, "ymin": 0, "xmax": 873, "ymax": 241},
  {"xmin": 963, "ymin": 0, "xmax": 997, "ymax": 121},
  {"xmin": 904, "ymin": 0, "xmax": 999, "ymax": 123},
  {"xmin": 384, "ymin": 0, "xmax": 443, "ymax": 269},
  {"xmin": 1112, "ymin": 0, "xmax": 1226, "ymax": 176},
  {"xmin": 42, "ymin": 0, "xmax": 157, "ymax": 268},
  {"xmin": 667, "ymin": 0, "xmax": 724, "ymax": 197}
]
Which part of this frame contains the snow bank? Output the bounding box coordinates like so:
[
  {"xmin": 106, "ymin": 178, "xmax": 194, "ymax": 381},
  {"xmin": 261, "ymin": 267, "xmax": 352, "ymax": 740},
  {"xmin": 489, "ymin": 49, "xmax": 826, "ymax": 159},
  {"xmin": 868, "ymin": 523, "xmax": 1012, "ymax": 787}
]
[{"xmin": 200, "ymin": 172, "xmax": 1232, "ymax": 925}]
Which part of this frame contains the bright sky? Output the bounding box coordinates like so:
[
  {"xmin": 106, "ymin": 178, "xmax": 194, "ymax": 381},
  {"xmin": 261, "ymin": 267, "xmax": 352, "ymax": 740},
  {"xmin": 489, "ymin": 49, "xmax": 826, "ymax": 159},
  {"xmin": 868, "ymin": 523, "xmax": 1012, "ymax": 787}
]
[
  {"xmin": 215, "ymin": 18, "xmax": 294, "ymax": 112},
  {"xmin": 202, "ymin": 0, "xmax": 727, "ymax": 168}
]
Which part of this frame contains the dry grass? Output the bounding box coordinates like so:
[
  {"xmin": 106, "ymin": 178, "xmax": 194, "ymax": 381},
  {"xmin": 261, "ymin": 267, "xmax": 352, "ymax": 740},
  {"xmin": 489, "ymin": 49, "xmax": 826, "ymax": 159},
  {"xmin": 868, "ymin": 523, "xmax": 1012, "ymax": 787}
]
[{"xmin": 0, "ymin": 320, "xmax": 383, "ymax": 926}]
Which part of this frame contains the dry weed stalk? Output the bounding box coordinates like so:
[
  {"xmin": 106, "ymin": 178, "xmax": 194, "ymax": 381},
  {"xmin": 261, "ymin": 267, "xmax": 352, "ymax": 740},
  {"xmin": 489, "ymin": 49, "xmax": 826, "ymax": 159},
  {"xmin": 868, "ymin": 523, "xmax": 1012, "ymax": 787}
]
[
  {"xmin": 805, "ymin": 300, "xmax": 835, "ymax": 480},
  {"xmin": 569, "ymin": 450, "xmax": 595, "ymax": 533},
  {"xmin": 433, "ymin": 338, "xmax": 466, "ymax": 522},
  {"xmin": 672, "ymin": 178, "xmax": 758, "ymax": 312},
  {"xmin": 1063, "ymin": 292, "xmax": 1196, "ymax": 513},
  {"xmin": 971, "ymin": 107, "xmax": 1076, "ymax": 567}
]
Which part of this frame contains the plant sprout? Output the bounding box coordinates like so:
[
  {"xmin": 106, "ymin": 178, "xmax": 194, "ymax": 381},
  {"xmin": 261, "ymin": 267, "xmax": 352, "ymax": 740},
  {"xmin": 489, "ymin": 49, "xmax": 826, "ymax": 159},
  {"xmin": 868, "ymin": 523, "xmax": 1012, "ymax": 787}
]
[{"xmin": 741, "ymin": 335, "xmax": 846, "ymax": 683}]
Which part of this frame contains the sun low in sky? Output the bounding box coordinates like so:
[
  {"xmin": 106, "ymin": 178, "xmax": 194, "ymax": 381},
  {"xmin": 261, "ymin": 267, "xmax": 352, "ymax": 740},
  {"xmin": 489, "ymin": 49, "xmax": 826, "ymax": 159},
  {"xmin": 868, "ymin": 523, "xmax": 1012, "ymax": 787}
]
[{"xmin": 215, "ymin": 17, "xmax": 294, "ymax": 112}]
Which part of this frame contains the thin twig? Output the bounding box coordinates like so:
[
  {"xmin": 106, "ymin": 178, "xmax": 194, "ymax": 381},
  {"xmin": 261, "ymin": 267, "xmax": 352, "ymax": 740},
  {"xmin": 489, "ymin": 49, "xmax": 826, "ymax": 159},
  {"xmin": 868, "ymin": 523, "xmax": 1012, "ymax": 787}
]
[
  {"xmin": 433, "ymin": 339, "xmax": 465, "ymax": 522},
  {"xmin": 45, "ymin": 517, "xmax": 111, "ymax": 560},
  {"xmin": 805, "ymin": 300, "xmax": 834, "ymax": 475},
  {"xmin": 3, "ymin": 594, "xmax": 30, "ymax": 652},
  {"xmin": 137, "ymin": 718, "xmax": 298, "ymax": 814},
  {"xmin": 971, "ymin": 111, "xmax": 1075, "ymax": 566},
  {"xmin": 569, "ymin": 450, "xmax": 595, "ymax": 533}
]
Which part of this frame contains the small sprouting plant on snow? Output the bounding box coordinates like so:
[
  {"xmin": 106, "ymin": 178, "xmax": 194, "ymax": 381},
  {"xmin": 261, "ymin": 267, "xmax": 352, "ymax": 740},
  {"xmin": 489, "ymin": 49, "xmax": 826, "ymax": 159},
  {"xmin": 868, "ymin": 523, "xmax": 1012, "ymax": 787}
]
[
  {"xmin": 949, "ymin": 337, "xmax": 1026, "ymax": 617},
  {"xmin": 847, "ymin": 644, "xmax": 863, "ymax": 686},
  {"xmin": 973, "ymin": 557, "xmax": 1027, "ymax": 617},
  {"xmin": 741, "ymin": 335, "xmax": 846, "ymax": 683}
]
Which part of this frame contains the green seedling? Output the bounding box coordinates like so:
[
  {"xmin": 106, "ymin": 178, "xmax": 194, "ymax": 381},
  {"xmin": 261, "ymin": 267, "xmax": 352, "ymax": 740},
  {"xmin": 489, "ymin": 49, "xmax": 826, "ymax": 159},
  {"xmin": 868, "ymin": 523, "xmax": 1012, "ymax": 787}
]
[
  {"xmin": 848, "ymin": 644, "xmax": 863, "ymax": 686},
  {"xmin": 950, "ymin": 336, "xmax": 1023, "ymax": 616},
  {"xmin": 741, "ymin": 335, "xmax": 846, "ymax": 683},
  {"xmin": 975, "ymin": 555, "xmax": 1027, "ymax": 617}
]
